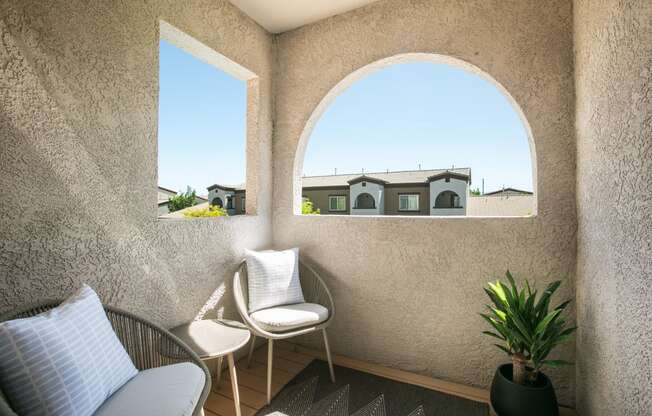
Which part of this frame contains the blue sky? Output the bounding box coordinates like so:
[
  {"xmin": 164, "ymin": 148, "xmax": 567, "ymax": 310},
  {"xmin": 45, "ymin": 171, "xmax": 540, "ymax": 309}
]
[
  {"xmin": 158, "ymin": 39, "xmax": 246, "ymax": 195},
  {"xmin": 304, "ymin": 62, "xmax": 533, "ymax": 193},
  {"xmin": 158, "ymin": 40, "xmax": 533, "ymax": 195}
]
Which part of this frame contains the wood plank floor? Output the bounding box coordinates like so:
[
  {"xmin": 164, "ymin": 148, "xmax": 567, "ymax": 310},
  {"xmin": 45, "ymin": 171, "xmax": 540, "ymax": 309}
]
[{"xmin": 203, "ymin": 341, "xmax": 576, "ymax": 416}]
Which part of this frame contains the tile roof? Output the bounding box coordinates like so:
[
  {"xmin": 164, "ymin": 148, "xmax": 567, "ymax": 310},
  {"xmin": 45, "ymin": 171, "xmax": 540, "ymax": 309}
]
[
  {"xmin": 482, "ymin": 187, "xmax": 533, "ymax": 196},
  {"xmin": 301, "ymin": 168, "xmax": 471, "ymax": 187}
]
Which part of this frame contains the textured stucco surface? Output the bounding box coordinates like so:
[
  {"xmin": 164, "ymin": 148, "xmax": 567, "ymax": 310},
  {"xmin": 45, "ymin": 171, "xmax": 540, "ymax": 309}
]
[
  {"xmin": 0, "ymin": 1, "xmax": 274, "ymax": 327},
  {"xmin": 574, "ymin": 1, "xmax": 652, "ymax": 415},
  {"xmin": 272, "ymin": 0, "xmax": 577, "ymax": 404}
]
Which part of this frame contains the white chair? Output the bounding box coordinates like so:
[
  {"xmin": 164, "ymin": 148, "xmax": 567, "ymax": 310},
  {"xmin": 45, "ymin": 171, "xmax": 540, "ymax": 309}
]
[{"xmin": 233, "ymin": 259, "xmax": 336, "ymax": 404}]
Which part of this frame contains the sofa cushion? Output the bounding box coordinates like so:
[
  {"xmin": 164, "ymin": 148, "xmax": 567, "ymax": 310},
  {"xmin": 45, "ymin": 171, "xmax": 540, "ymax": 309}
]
[
  {"xmin": 94, "ymin": 363, "xmax": 205, "ymax": 416},
  {"xmin": 245, "ymin": 248, "xmax": 305, "ymax": 313},
  {"xmin": 0, "ymin": 285, "xmax": 137, "ymax": 416},
  {"xmin": 251, "ymin": 303, "xmax": 329, "ymax": 332}
]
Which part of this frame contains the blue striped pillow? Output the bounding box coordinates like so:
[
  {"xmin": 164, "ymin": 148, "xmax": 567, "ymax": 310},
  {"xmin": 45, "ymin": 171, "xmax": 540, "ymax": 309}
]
[{"xmin": 0, "ymin": 285, "xmax": 137, "ymax": 415}]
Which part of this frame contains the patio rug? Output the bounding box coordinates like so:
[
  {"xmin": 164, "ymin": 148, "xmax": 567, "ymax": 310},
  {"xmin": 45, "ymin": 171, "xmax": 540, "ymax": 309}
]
[{"xmin": 255, "ymin": 359, "xmax": 489, "ymax": 416}]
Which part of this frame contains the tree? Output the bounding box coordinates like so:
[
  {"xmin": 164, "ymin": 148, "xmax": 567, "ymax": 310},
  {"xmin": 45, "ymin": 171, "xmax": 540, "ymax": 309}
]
[
  {"xmin": 301, "ymin": 198, "xmax": 320, "ymax": 215},
  {"xmin": 168, "ymin": 187, "xmax": 197, "ymax": 212},
  {"xmin": 470, "ymin": 187, "xmax": 481, "ymax": 196}
]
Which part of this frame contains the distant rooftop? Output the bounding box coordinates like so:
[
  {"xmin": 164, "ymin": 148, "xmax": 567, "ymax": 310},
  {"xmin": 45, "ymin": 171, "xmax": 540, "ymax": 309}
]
[
  {"xmin": 207, "ymin": 183, "xmax": 246, "ymax": 192},
  {"xmin": 301, "ymin": 168, "xmax": 471, "ymax": 188},
  {"xmin": 482, "ymin": 187, "xmax": 533, "ymax": 196}
]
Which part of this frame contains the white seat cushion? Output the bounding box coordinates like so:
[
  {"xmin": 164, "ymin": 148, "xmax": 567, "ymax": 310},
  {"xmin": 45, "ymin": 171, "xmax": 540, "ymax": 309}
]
[
  {"xmin": 245, "ymin": 248, "xmax": 305, "ymax": 313},
  {"xmin": 250, "ymin": 303, "xmax": 329, "ymax": 332},
  {"xmin": 94, "ymin": 363, "xmax": 205, "ymax": 416}
]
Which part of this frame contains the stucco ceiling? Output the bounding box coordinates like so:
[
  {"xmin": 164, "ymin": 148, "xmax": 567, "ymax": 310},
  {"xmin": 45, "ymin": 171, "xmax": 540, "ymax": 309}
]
[{"xmin": 227, "ymin": 0, "xmax": 381, "ymax": 33}]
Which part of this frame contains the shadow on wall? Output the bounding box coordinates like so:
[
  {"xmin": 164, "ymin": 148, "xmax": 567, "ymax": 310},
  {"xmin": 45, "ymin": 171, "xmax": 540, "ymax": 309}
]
[{"xmin": 0, "ymin": 16, "xmax": 260, "ymax": 328}]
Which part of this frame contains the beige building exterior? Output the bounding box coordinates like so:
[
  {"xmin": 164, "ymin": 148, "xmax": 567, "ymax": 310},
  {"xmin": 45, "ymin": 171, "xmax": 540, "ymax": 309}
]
[
  {"xmin": 215, "ymin": 168, "xmax": 535, "ymax": 217},
  {"xmin": 207, "ymin": 184, "xmax": 247, "ymax": 216},
  {"xmin": 302, "ymin": 168, "xmax": 473, "ymax": 216}
]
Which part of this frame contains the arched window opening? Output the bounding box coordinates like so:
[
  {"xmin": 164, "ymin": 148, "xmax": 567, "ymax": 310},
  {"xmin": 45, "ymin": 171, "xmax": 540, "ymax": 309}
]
[
  {"xmin": 295, "ymin": 53, "xmax": 537, "ymax": 218},
  {"xmin": 355, "ymin": 193, "xmax": 376, "ymax": 209},
  {"xmin": 212, "ymin": 197, "xmax": 223, "ymax": 207},
  {"xmin": 435, "ymin": 191, "xmax": 461, "ymax": 209}
]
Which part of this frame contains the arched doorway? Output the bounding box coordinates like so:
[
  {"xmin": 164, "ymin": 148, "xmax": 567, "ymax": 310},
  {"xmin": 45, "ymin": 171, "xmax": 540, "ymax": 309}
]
[
  {"xmin": 435, "ymin": 191, "xmax": 460, "ymax": 208},
  {"xmin": 355, "ymin": 193, "xmax": 376, "ymax": 209}
]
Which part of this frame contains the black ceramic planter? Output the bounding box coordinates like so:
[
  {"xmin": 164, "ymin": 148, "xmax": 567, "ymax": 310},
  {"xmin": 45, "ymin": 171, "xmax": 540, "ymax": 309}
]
[{"xmin": 490, "ymin": 364, "xmax": 559, "ymax": 416}]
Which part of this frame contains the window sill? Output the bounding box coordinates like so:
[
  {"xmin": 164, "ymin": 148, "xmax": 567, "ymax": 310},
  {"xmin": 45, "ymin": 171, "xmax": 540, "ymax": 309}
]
[
  {"xmin": 157, "ymin": 213, "xmax": 257, "ymax": 221},
  {"xmin": 296, "ymin": 213, "xmax": 536, "ymax": 219}
]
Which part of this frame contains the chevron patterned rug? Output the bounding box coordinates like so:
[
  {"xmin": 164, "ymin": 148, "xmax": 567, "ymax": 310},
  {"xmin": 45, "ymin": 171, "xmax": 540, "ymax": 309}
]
[{"xmin": 256, "ymin": 360, "xmax": 489, "ymax": 416}]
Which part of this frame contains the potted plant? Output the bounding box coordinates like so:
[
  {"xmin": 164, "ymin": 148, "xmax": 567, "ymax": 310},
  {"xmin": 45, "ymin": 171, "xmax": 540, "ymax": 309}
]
[{"xmin": 481, "ymin": 271, "xmax": 576, "ymax": 416}]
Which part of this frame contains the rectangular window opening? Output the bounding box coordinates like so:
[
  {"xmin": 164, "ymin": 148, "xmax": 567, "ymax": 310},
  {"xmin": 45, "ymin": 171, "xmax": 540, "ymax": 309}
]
[{"xmin": 157, "ymin": 21, "xmax": 257, "ymax": 219}]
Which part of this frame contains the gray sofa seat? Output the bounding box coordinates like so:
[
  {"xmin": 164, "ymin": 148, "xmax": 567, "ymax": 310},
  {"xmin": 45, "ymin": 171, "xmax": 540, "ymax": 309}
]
[{"xmin": 94, "ymin": 363, "xmax": 205, "ymax": 416}]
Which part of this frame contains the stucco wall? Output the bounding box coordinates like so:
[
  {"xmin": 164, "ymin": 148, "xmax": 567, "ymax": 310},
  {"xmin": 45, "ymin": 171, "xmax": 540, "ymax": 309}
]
[
  {"xmin": 273, "ymin": 0, "xmax": 577, "ymax": 404},
  {"xmin": 467, "ymin": 195, "xmax": 535, "ymax": 217},
  {"xmin": 574, "ymin": 1, "xmax": 652, "ymax": 415},
  {"xmin": 0, "ymin": 1, "xmax": 274, "ymax": 327}
]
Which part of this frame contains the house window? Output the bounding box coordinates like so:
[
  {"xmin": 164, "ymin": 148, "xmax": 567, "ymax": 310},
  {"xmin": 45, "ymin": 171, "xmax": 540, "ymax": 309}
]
[
  {"xmin": 399, "ymin": 194, "xmax": 419, "ymax": 211},
  {"xmin": 157, "ymin": 21, "xmax": 258, "ymax": 218},
  {"xmin": 329, "ymin": 195, "xmax": 346, "ymax": 211}
]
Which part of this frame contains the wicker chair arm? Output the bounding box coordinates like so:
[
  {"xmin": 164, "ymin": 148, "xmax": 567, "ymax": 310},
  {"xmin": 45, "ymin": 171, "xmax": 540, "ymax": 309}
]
[{"xmin": 0, "ymin": 302, "xmax": 211, "ymax": 416}]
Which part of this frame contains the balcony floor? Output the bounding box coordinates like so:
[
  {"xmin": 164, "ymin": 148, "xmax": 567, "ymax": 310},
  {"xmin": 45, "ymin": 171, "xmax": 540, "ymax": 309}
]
[{"xmin": 203, "ymin": 341, "xmax": 575, "ymax": 416}]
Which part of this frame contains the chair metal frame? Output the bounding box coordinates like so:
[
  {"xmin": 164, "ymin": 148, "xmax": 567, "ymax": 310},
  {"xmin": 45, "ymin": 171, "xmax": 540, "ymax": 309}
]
[{"xmin": 233, "ymin": 259, "xmax": 336, "ymax": 404}]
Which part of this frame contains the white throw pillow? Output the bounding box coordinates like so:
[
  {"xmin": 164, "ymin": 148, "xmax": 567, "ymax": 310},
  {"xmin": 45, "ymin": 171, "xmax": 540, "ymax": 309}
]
[
  {"xmin": 0, "ymin": 285, "xmax": 138, "ymax": 416},
  {"xmin": 245, "ymin": 248, "xmax": 305, "ymax": 313}
]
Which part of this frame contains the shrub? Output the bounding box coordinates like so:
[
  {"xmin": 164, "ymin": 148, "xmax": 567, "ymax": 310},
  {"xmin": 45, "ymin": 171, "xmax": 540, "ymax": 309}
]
[
  {"xmin": 301, "ymin": 198, "xmax": 320, "ymax": 215},
  {"xmin": 168, "ymin": 187, "xmax": 198, "ymax": 212},
  {"xmin": 183, "ymin": 205, "xmax": 228, "ymax": 218}
]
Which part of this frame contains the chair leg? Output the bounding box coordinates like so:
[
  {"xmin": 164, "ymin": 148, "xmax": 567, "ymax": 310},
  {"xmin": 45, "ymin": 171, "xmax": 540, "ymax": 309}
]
[
  {"xmin": 247, "ymin": 334, "xmax": 256, "ymax": 368},
  {"xmin": 215, "ymin": 357, "xmax": 223, "ymax": 388},
  {"xmin": 227, "ymin": 353, "xmax": 241, "ymax": 416},
  {"xmin": 267, "ymin": 339, "xmax": 274, "ymax": 404},
  {"xmin": 323, "ymin": 329, "xmax": 336, "ymax": 383}
]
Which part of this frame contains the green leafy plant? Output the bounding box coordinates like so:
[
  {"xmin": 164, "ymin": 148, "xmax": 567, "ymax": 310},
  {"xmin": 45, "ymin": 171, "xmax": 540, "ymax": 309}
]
[
  {"xmin": 301, "ymin": 198, "xmax": 320, "ymax": 215},
  {"xmin": 183, "ymin": 205, "xmax": 228, "ymax": 218},
  {"xmin": 480, "ymin": 271, "xmax": 576, "ymax": 385},
  {"xmin": 168, "ymin": 187, "xmax": 198, "ymax": 212},
  {"xmin": 470, "ymin": 187, "xmax": 481, "ymax": 196}
]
